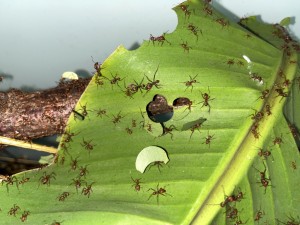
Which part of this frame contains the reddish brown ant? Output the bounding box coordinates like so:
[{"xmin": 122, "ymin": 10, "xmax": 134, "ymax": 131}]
[
  {"xmin": 215, "ymin": 186, "xmax": 243, "ymax": 208},
  {"xmin": 57, "ymin": 192, "xmax": 70, "ymax": 202},
  {"xmin": 203, "ymin": 5, "xmax": 213, "ymax": 16},
  {"xmin": 78, "ymin": 102, "xmax": 91, "ymax": 118},
  {"xmin": 39, "ymin": 172, "xmax": 56, "ymax": 186},
  {"xmin": 160, "ymin": 124, "xmax": 177, "ymax": 139},
  {"xmin": 254, "ymin": 206, "xmax": 265, "ymax": 222},
  {"xmin": 288, "ymin": 123, "xmax": 298, "ymax": 138},
  {"xmin": 143, "ymin": 65, "xmax": 161, "ymax": 95},
  {"xmin": 257, "ymin": 148, "xmax": 273, "ymax": 161},
  {"xmin": 250, "ymin": 73, "xmax": 264, "ymax": 84},
  {"xmin": 226, "ymin": 59, "xmax": 235, "ymax": 67},
  {"xmin": 20, "ymin": 210, "xmax": 30, "ymax": 222},
  {"xmin": 81, "ymin": 138, "xmax": 95, "ymax": 154},
  {"xmin": 187, "ymin": 23, "xmax": 202, "ymax": 40},
  {"xmin": 131, "ymin": 177, "xmax": 142, "ymax": 192},
  {"xmin": 202, "ymin": 130, "xmax": 215, "ymax": 148},
  {"xmin": 94, "ymin": 76, "xmax": 104, "ymax": 89},
  {"xmin": 199, "ymin": 86, "xmax": 215, "ymax": 112},
  {"xmin": 63, "ymin": 130, "xmax": 80, "ymax": 143},
  {"xmin": 81, "ymin": 182, "xmax": 94, "ymax": 198},
  {"xmin": 179, "ymin": 4, "xmax": 191, "ymax": 19},
  {"xmin": 265, "ymin": 104, "xmax": 272, "ymax": 116},
  {"xmin": 225, "ymin": 206, "xmax": 239, "ymax": 220},
  {"xmin": 79, "ymin": 165, "xmax": 89, "ymax": 178},
  {"xmin": 71, "ymin": 177, "xmax": 84, "ymax": 193},
  {"xmin": 106, "ymin": 73, "xmax": 124, "ymax": 89},
  {"xmin": 148, "ymin": 183, "xmax": 172, "ymax": 204},
  {"xmin": 125, "ymin": 127, "xmax": 133, "ymax": 135},
  {"xmin": 252, "ymin": 162, "xmax": 272, "ymax": 194},
  {"xmin": 149, "ymin": 33, "xmax": 170, "ymax": 46},
  {"xmin": 94, "ymin": 108, "xmax": 107, "ymax": 118},
  {"xmin": 182, "ymin": 74, "xmax": 199, "ymax": 92},
  {"xmin": 69, "ymin": 156, "xmax": 79, "ymax": 171},
  {"xmin": 251, "ymin": 123, "xmax": 261, "ymax": 139},
  {"xmin": 8, "ymin": 204, "xmax": 20, "ymax": 216},
  {"xmin": 258, "ymin": 89, "xmax": 270, "ymax": 100},
  {"xmin": 250, "ymin": 109, "xmax": 264, "ymax": 123},
  {"xmin": 147, "ymin": 161, "xmax": 167, "ymax": 173},
  {"xmin": 275, "ymin": 87, "xmax": 288, "ymax": 101},
  {"xmin": 18, "ymin": 177, "xmax": 30, "ymax": 186},
  {"xmin": 180, "ymin": 40, "xmax": 192, "ymax": 53},
  {"xmin": 233, "ymin": 218, "xmax": 248, "ymax": 225},
  {"xmin": 112, "ymin": 111, "xmax": 125, "ymax": 125},
  {"xmin": 131, "ymin": 119, "xmax": 137, "ymax": 128},
  {"xmin": 272, "ymin": 134, "xmax": 283, "ymax": 145},
  {"xmin": 216, "ymin": 18, "xmax": 229, "ymax": 28},
  {"xmin": 1, "ymin": 175, "xmax": 19, "ymax": 192},
  {"xmin": 189, "ymin": 122, "xmax": 203, "ymax": 140},
  {"xmin": 291, "ymin": 161, "xmax": 297, "ymax": 170},
  {"xmin": 91, "ymin": 57, "xmax": 104, "ymax": 76}
]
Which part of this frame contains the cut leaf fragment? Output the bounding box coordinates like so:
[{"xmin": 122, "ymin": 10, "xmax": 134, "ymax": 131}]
[{"xmin": 135, "ymin": 146, "xmax": 169, "ymax": 173}]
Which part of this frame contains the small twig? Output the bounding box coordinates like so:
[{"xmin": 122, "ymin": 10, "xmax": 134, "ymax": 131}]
[{"xmin": 0, "ymin": 136, "xmax": 57, "ymax": 154}]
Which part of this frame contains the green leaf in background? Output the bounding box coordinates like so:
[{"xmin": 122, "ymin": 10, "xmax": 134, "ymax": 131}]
[{"xmin": 1, "ymin": 1, "xmax": 300, "ymax": 225}]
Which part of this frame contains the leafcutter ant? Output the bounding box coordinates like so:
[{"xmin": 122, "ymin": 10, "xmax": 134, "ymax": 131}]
[
  {"xmin": 254, "ymin": 206, "xmax": 265, "ymax": 222},
  {"xmin": 257, "ymin": 148, "xmax": 273, "ymax": 161},
  {"xmin": 147, "ymin": 161, "xmax": 167, "ymax": 173},
  {"xmin": 81, "ymin": 138, "xmax": 95, "ymax": 154},
  {"xmin": 79, "ymin": 165, "xmax": 89, "ymax": 178},
  {"xmin": 20, "ymin": 210, "xmax": 30, "ymax": 222},
  {"xmin": 8, "ymin": 204, "xmax": 20, "ymax": 216},
  {"xmin": 148, "ymin": 183, "xmax": 172, "ymax": 204},
  {"xmin": 160, "ymin": 124, "xmax": 177, "ymax": 139},
  {"xmin": 291, "ymin": 161, "xmax": 297, "ymax": 170},
  {"xmin": 202, "ymin": 130, "xmax": 215, "ymax": 148},
  {"xmin": 189, "ymin": 122, "xmax": 203, "ymax": 140},
  {"xmin": 1, "ymin": 175, "xmax": 19, "ymax": 193},
  {"xmin": 69, "ymin": 156, "xmax": 79, "ymax": 171},
  {"xmin": 182, "ymin": 74, "xmax": 199, "ymax": 92},
  {"xmin": 203, "ymin": 5, "xmax": 213, "ymax": 16},
  {"xmin": 149, "ymin": 33, "xmax": 170, "ymax": 46},
  {"xmin": 226, "ymin": 59, "xmax": 235, "ymax": 67},
  {"xmin": 187, "ymin": 23, "xmax": 201, "ymax": 40},
  {"xmin": 143, "ymin": 65, "xmax": 161, "ymax": 95},
  {"xmin": 258, "ymin": 89, "xmax": 269, "ymax": 100},
  {"xmin": 216, "ymin": 18, "xmax": 229, "ymax": 28},
  {"xmin": 250, "ymin": 109, "xmax": 264, "ymax": 123},
  {"xmin": 272, "ymin": 134, "xmax": 283, "ymax": 145},
  {"xmin": 39, "ymin": 172, "xmax": 56, "ymax": 186},
  {"xmin": 131, "ymin": 177, "xmax": 142, "ymax": 192},
  {"xmin": 70, "ymin": 177, "xmax": 84, "ymax": 193},
  {"xmin": 57, "ymin": 191, "xmax": 70, "ymax": 202},
  {"xmin": 265, "ymin": 104, "xmax": 272, "ymax": 116},
  {"xmin": 106, "ymin": 73, "xmax": 124, "ymax": 89},
  {"xmin": 94, "ymin": 108, "xmax": 107, "ymax": 118},
  {"xmin": 180, "ymin": 40, "xmax": 192, "ymax": 53},
  {"xmin": 112, "ymin": 111, "xmax": 125, "ymax": 125},
  {"xmin": 199, "ymin": 86, "xmax": 215, "ymax": 112},
  {"xmin": 252, "ymin": 162, "xmax": 272, "ymax": 194},
  {"xmin": 125, "ymin": 127, "xmax": 133, "ymax": 135},
  {"xmin": 179, "ymin": 4, "xmax": 191, "ymax": 19},
  {"xmin": 82, "ymin": 182, "xmax": 94, "ymax": 198}
]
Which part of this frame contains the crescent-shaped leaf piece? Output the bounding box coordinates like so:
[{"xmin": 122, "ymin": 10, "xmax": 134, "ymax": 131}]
[{"xmin": 135, "ymin": 146, "xmax": 169, "ymax": 173}]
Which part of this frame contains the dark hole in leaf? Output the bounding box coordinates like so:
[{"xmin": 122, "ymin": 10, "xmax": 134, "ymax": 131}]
[{"xmin": 146, "ymin": 94, "xmax": 173, "ymax": 123}]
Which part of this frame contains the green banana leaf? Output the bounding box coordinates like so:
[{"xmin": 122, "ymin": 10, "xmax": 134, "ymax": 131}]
[{"xmin": 1, "ymin": 1, "xmax": 300, "ymax": 225}]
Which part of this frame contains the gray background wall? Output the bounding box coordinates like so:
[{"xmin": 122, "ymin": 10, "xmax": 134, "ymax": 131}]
[{"xmin": 0, "ymin": 0, "xmax": 299, "ymax": 90}]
